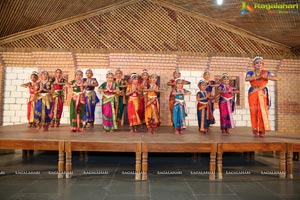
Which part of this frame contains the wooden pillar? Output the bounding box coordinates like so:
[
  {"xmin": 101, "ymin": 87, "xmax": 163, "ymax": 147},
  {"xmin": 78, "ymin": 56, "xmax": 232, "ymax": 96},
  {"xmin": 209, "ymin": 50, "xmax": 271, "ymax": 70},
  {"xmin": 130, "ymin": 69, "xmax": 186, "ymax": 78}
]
[
  {"xmin": 217, "ymin": 144, "xmax": 223, "ymax": 180},
  {"xmin": 65, "ymin": 141, "xmax": 73, "ymax": 178},
  {"xmin": 279, "ymin": 143, "xmax": 286, "ymax": 179},
  {"xmin": 209, "ymin": 144, "xmax": 217, "ymax": 180},
  {"xmin": 58, "ymin": 141, "xmax": 64, "ymax": 179},
  {"xmin": 142, "ymin": 152, "xmax": 148, "ymax": 181},
  {"xmin": 135, "ymin": 143, "xmax": 142, "ymax": 181}
]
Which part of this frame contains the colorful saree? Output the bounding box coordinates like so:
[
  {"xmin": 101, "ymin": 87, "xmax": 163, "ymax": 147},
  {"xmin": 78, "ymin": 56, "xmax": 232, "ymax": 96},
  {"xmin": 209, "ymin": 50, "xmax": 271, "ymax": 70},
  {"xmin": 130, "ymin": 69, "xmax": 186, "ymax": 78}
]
[
  {"xmin": 168, "ymin": 79, "xmax": 176, "ymax": 125},
  {"xmin": 69, "ymin": 80, "xmax": 85, "ymax": 131},
  {"xmin": 34, "ymin": 81, "xmax": 53, "ymax": 126},
  {"xmin": 126, "ymin": 84, "xmax": 142, "ymax": 128},
  {"xmin": 99, "ymin": 82, "xmax": 118, "ymax": 131},
  {"xmin": 172, "ymin": 89, "xmax": 188, "ymax": 130},
  {"xmin": 23, "ymin": 82, "xmax": 39, "ymax": 126},
  {"xmin": 205, "ymin": 80, "xmax": 216, "ymax": 124},
  {"xmin": 115, "ymin": 78, "xmax": 127, "ymax": 123},
  {"xmin": 145, "ymin": 84, "xmax": 160, "ymax": 129},
  {"xmin": 247, "ymin": 70, "xmax": 271, "ymax": 133},
  {"xmin": 82, "ymin": 78, "xmax": 100, "ymax": 125},
  {"xmin": 197, "ymin": 91, "xmax": 209, "ymax": 132},
  {"xmin": 50, "ymin": 78, "xmax": 66, "ymax": 123},
  {"xmin": 138, "ymin": 80, "xmax": 149, "ymax": 124},
  {"xmin": 218, "ymin": 84, "xmax": 236, "ymax": 129}
]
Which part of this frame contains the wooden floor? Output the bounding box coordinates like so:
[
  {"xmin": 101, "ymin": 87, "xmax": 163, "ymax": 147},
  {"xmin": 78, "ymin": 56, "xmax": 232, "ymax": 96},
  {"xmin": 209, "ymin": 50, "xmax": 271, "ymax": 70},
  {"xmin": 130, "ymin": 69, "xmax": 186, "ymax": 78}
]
[{"xmin": 0, "ymin": 124, "xmax": 299, "ymax": 180}]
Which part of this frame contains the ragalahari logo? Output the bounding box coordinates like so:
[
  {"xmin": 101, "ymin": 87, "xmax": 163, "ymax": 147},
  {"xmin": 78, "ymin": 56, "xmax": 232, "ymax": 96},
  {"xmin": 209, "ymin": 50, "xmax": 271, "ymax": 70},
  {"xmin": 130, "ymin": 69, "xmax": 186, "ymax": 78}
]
[
  {"xmin": 240, "ymin": 1, "xmax": 254, "ymax": 15},
  {"xmin": 240, "ymin": 2, "xmax": 299, "ymax": 15}
]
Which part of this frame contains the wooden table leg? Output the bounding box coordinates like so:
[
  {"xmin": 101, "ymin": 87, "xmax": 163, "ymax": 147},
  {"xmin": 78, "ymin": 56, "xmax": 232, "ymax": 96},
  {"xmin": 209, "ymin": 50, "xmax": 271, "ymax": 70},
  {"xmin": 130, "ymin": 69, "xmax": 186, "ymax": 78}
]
[
  {"xmin": 217, "ymin": 152, "xmax": 223, "ymax": 180},
  {"xmin": 209, "ymin": 152, "xmax": 216, "ymax": 180},
  {"xmin": 192, "ymin": 153, "xmax": 199, "ymax": 163},
  {"xmin": 58, "ymin": 141, "xmax": 64, "ymax": 179},
  {"xmin": 142, "ymin": 152, "xmax": 148, "ymax": 181},
  {"xmin": 135, "ymin": 151, "xmax": 141, "ymax": 181},
  {"xmin": 65, "ymin": 141, "xmax": 72, "ymax": 179},
  {"xmin": 287, "ymin": 151, "xmax": 293, "ymax": 179},
  {"xmin": 279, "ymin": 151, "xmax": 286, "ymax": 179},
  {"xmin": 22, "ymin": 150, "xmax": 32, "ymax": 161},
  {"xmin": 22, "ymin": 150, "xmax": 27, "ymax": 161}
]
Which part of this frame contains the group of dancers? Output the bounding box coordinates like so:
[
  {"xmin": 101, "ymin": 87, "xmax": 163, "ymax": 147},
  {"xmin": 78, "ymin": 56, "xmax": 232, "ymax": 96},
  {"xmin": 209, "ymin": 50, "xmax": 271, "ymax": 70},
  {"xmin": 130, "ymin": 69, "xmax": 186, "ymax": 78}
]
[
  {"xmin": 21, "ymin": 69, "xmax": 99, "ymax": 132},
  {"xmin": 21, "ymin": 56, "xmax": 277, "ymax": 137},
  {"xmin": 170, "ymin": 55, "xmax": 278, "ymax": 138}
]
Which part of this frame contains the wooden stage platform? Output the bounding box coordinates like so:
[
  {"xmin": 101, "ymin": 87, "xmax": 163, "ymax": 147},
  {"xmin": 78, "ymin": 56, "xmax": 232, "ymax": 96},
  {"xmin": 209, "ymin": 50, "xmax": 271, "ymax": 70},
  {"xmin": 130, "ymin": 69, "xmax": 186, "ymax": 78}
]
[{"xmin": 0, "ymin": 124, "xmax": 299, "ymax": 180}]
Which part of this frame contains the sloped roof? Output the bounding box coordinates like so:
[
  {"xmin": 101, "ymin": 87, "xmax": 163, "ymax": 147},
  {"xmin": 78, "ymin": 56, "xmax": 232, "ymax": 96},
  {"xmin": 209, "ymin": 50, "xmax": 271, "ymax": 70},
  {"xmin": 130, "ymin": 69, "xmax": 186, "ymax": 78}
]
[{"xmin": 0, "ymin": 0, "xmax": 297, "ymax": 56}]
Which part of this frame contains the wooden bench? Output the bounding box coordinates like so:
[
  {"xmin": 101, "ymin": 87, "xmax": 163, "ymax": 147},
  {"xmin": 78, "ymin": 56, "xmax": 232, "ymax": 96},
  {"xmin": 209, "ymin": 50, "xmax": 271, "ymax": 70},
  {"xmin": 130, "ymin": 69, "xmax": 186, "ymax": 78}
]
[
  {"xmin": 217, "ymin": 142, "xmax": 286, "ymax": 179},
  {"xmin": 141, "ymin": 142, "xmax": 217, "ymax": 180},
  {"xmin": 65, "ymin": 141, "xmax": 142, "ymax": 180},
  {"xmin": 0, "ymin": 139, "xmax": 65, "ymax": 178}
]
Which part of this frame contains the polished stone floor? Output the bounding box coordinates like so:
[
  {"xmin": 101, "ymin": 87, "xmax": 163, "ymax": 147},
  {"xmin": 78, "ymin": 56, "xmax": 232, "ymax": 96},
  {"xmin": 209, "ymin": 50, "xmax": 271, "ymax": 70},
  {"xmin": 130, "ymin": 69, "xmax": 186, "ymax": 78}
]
[{"xmin": 0, "ymin": 150, "xmax": 299, "ymax": 200}]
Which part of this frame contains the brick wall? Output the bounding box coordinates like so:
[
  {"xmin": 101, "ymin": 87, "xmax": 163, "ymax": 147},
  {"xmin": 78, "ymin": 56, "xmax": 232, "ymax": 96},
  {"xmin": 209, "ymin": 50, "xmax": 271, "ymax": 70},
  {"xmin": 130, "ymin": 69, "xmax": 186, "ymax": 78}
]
[
  {"xmin": 276, "ymin": 59, "xmax": 300, "ymax": 133},
  {"xmin": 0, "ymin": 55, "xmax": 5, "ymax": 125},
  {"xmin": 1, "ymin": 51, "xmax": 299, "ymax": 133}
]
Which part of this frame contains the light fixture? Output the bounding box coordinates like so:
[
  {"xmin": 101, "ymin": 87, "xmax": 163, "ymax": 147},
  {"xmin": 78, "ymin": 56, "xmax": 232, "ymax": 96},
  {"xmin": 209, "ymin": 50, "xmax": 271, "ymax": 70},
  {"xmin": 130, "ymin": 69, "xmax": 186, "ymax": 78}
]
[{"xmin": 217, "ymin": 0, "xmax": 223, "ymax": 5}]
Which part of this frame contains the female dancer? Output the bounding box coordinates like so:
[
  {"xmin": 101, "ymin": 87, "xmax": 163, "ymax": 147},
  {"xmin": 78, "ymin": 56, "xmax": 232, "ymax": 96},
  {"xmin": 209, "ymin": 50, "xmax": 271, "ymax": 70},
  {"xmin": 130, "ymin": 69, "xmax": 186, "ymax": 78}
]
[
  {"xmin": 98, "ymin": 71, "xmax": 120, "ymax": 132},
  {"xmin": 144, "ymin": 74, "xmax": 161, "ymax": 134},
  {"xmin": 50, "ymin": 69, "xmax": 66, "ymax": 127},
  {"xmin": 126, "ymin": 73, "xmax": 142, "ymax": 133},
  {"xmin": 114, "ymin": 68, "xmax": 127, "ymax": 127},
  {"xmin": 20, "ymin": 71, "xmax": 39, "ymax": 128},
  {"xmin": 172, "ymin": 78, "xmax": 191, "ymax": 134},
  {"xmin": 245, "ymin": 56, "xmax": 278, "ymax": 137},
  {"xmin": 196, "ymin": 80, "xmax": 211, "ymax": 134},
  {"xmin": 202, "ymin": 71, "xmax": 218, "ymax": 125},
  {"xmin": 139, "ymin": 69, "xmax": 150, "ymax": 125},
  {"xmin": 82, "ymin": 69, "xmax": 99, "ymax": 128},
  {"xmin": 218, "ymin": 73, "xmax": 239, "ymax": 134},
  {"xmin": 34, "ymin": 70, "xmax": 53, "ymax": 131},
  {"xmin": 69, "ymin": 70, "xmax": 86, "ymax": 132},
  {"xmin": 167, "ymin": 70, "xmax": 190, "ymax": 126}
]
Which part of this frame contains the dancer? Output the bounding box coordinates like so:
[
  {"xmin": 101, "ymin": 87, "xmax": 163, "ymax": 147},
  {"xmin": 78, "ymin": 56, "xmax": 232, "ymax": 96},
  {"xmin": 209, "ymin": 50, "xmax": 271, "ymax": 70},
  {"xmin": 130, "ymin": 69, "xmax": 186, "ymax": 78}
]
[
  {"xmin": 172, "ymin": 78, "xmax": 191, "ymax": 134},
  {"xmin": 98, "ymin": 71, "xmax": 119, "ymax": 132},
  {"xmin": 34, "ymin": 70, "xmax": 53, "ymax": 131},
  {"xmin": 69, "ymin": 70, "xmax": 85, "ymax": 132},
  {"xmin": 218, "ymin": 73, "xmax": 239, "ymax": 135},
  {"xmin": 144, "ymin": 74, "xmax": 161, "ymax": 134},
  {"xmin": 167, "ymin": 70, "xmax": 190, "ymax": 126},
  {"xmin": 202, "ymin": 71, "xmax": 218, "ymax": 125},
  {"xmin": 126, "ymin": 73, "xmax": 142, "ymax": 133},
  {"xmin": 196, "ymin": 80, "xmax": 211, "ymax": 134},
  {"xmin": 82, "ymin": 69, "xmax": 99, "ymax": 128},
  {"xmin": 50, "ymin": 69, "xmax": 66, "ymax": 127},
  {"xmin": 114, "ymin": 68, "xmax": 127, "ymax": 127},
  {"xmin": 20, "ymin": 71, "xmax": 39, "ymax": 128},
  {"xmin": 138, "ymin": 69, "xmax": 149, "ymax": 126},
  {"xmin": 245, "ymin": 56, "xmax": 278, "ymax": 137}
]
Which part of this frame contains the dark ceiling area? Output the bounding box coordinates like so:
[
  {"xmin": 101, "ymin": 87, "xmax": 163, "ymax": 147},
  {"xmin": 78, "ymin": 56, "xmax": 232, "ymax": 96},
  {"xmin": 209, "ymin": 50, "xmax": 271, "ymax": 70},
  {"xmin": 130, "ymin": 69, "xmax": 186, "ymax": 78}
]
[{"xmin": 1, "ymin": 0, "xmax": 299, "ymax": 49}]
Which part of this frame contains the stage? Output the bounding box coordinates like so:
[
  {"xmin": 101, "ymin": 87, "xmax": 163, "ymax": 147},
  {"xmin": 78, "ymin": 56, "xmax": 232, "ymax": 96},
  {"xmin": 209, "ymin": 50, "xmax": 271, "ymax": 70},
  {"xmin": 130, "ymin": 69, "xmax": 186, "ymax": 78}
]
[{"xmin": 0, "ymin": 124, "xmax": 299, "ymax": 180}]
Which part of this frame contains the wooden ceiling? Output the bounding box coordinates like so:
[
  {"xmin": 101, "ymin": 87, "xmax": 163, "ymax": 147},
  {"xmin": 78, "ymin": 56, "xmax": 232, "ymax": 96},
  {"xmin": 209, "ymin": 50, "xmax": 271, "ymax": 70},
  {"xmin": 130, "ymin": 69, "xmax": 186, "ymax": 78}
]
[
  {"xmin": 167, "ymin": 0, "xmax": 300, "ymax": 49},
  {"xmin": 0, "ymin": 0, "xmax": 299, "ymax": 49}
]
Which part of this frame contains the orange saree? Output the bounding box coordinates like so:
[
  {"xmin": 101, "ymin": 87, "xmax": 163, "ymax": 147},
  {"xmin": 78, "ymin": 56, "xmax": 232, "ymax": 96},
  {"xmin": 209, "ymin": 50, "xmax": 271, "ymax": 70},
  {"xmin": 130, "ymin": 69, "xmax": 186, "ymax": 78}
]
[{"xmin": 248, "ymin": 70, "xmax": 270, "ymax": 133}]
